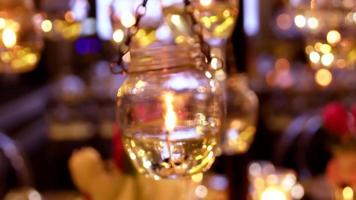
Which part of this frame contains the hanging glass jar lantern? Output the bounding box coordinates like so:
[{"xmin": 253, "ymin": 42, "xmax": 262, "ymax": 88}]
[
  {"xmin": 0, "ymin": 0, "xmax": 43, "ymax": 74},
  {"xmin": 116, "ymin": 44, "xmax": 223, "ymax": 179},
  {"xmin": 221, "ymin": 74, "xmax": 258, "ymax": 155}
]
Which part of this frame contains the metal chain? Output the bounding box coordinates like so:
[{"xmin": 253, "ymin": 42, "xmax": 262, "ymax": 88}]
[
  {"xmin": 183, "ymin": 0, "xmax": 212, "ymax": 64},
  {"xmin": 110, "ymin": 0, "xmax": 148, "ymax": 74},
  {"xmin": 111, "ymin": 0, "xmax": 218, "ymax": 74}
]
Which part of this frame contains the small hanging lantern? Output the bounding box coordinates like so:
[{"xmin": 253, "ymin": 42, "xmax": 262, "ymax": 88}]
[{"xmin": 114, "ymin": 0, "xmax": 223, "ymax": 179}]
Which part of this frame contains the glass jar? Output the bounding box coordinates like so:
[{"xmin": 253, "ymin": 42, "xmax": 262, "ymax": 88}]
[
  {"xmin": 116, "ymin": 45, "xmax": 223, "ymax": 179},
  {"xmin": 221, "ymin": 74, "xmax": 258, "ymax": 155},
  {"xmin": 0, "ymin": 0, "xmax": 43, "ymax": 73}
]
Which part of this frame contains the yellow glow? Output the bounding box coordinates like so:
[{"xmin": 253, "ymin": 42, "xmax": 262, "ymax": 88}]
[
  {"xmin": 342, "ymin": 186, "xmax": 354, "ymax": 200},
  {"xmin": 201, "ymin": 16, "xmax": 212, "ymax": 28},
  {"xmin": 113, "ymin": 29, "xmax": 124, "ymax": 43},
  {"xmin": 223, "ymin": 9, "xmax": 231, "ymax": 18},
  {"xmin": 261, "ymin": 187, "xmax": 287, "ymax": 200},
  {"xmin": 0, "ymin": 18, "xmax": 5, "ymax": 29},
  {"xmin": 120, "ymin": 11, "xmax": 136, "ymax": 28},
  {"xmin": 191, "ymin": 173, "xmax": 203, "ymax": 183},
  {"xmin": 214, "ymin": 17, "xmax": 234, "ymax": 35},
  {"xmin": 320, "ymin": 44, "xmax": 332, "ymax": 54},
  {"xmin": 326, "ymin": 30, "xmax": 341, "ymax": 44},
  {"xmin": 200, "ymin": 0, "xmax": 212, "ymax": 7},
  {"xmin": 309, "ymin": 51, "xmax": 320, "ymax": 64},
  {"xmin": 307, "ymin": 17, "xmax": 319, "ymax": 29},
  {"xmin": 164, "ymin": 93, "xmax": 177, "ymax": 132},
  {"xmin": 2, "ymin": 28, "xmax": 17, "ymax": 48},
  {"xmin": 321, "ymin": 53, "xmax": 334, "ymax": 66},
  {"xmin": 41, "ymin": 20, "xmax": 53, "ymax": 32},
  {"xmin": 315, "ymin": 69, "xmax": 332, "ymax": 87},
  {"xmin": 294, "ymin": 15, "xmax": 306, "ymax": 28}
]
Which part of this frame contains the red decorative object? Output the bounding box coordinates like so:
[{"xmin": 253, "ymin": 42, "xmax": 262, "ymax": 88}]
[
  {"xmin": 112, "ymin": 123, "xmax": 125, "ymax": 170},
  {"xmin": 322, "ymin": 102, "xmax": 350, "ymax": 135}
]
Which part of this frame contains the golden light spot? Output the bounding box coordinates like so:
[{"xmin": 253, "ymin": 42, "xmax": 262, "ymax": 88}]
[
  {"xmin": 342, "ymin": 186, "xmax": 354, "ymax": 200},
  {"xmin": 294, "ymin": 15, "xmax": 306, "ymax": 28},
  {"xmin": 326, "ymin": 30, "xmax": 341, "ymax": 44},
  {"xmin": 2, "ymin": 28, "xmax": 17, "ymax": 48},
  {"xmin": 200, "ymin": 0, "xmax": 212, "ymax": 7},
  {"xmin": 305, "ymin": 45, "xmax": 314, "ymax": 54},
  {"xmin": 261, "ymin": 187, "xmax": 287, "ymax": 200},
  {"xmin": 223, "ymin": 9, "xmax": 231, "ymax": 18},
  {"xmin": 113, "ymin": 29, "xmax": 124, "ymax": 43},
  {"xmin": 191, "ymin": 173, "xmax": 203, "ymax": 183},
  {"xmin": 41, "ymin": 20, "xmax": 53, "ymax": 32},
  {"xmin": 0, "ymin": 18, "xmax": 5, "ymax": 29},
  {"xmin": 314, "ymin": 42, "xmax": 322, "ymax": 51},
  {"xmin": 315, "ymin": 69, "xmax": 332, "ymax": 87},
  {"xmin": 320, "ymin": 44, "xmax": 332, "ymax": 54}
]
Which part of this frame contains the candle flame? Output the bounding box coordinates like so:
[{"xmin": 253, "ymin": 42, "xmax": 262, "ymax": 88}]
[
  {"xmin": 2, "ymin": 28, "xmax": 17, "ymax": 48},
  {"xmin": 164, "ymin": 92, "xmax": 177, "ymax": 132}
]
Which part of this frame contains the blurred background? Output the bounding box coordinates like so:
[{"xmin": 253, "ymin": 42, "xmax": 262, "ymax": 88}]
[{"xmin": 0, "ymin": 0, "xmax": 355, "ymax": 199}]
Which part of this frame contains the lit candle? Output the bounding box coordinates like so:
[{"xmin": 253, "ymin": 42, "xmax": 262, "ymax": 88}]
[
  {"xmin": 163, "ymin": 92, "xmax": 177, "ymax": 168},
  {"xmin": 164, "ymin": 92, "xmax": 177, "ymax": 132}
]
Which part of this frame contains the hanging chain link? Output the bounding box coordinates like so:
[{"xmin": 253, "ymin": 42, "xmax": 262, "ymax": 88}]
[
  {"xmin": 183, "ymin": 0, "xmax": 212, "ymax": 64},
  {"xmin": 110, "ymin": 0, "xmax": 148, "ymax": 74},
  {"xmin": 111, "ymin": 0, "xmax": 216, "ymax": 74}
]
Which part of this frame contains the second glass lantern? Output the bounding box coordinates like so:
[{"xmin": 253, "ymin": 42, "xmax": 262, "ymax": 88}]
[{"xmin": 116, "ymin": 45, "xmax": 223, "ymax": 179}]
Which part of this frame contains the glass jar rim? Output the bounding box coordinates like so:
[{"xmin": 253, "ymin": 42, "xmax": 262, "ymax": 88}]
[{"xmin": 129, "ymin": 44, "xmax": 203, "ymax": 73}]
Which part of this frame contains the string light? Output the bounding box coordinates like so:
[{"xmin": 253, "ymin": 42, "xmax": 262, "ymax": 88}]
[{"xmin": 294, "ymin": 15, "xmax": 306, "ymax": 28}]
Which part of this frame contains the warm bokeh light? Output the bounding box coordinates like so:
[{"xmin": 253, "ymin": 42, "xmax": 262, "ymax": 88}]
[
  {"xmin": 326, "ymin": 30, "xmax": 341, "ymax": 44},
  {"xmin": 320, "ymin": 44, "xmax": 331, "ymax": 54},
  {"xmin": 200, "ymin": 0, "xmax": 213, "ymax": 7},
  {"xmin": 342, "ymin": 186, "xmax": 354, "ymax": 200},
  {"xmin": 120, "ymin": 11, "xmax": 136, "ymax": 28},
  {"xmin": 309, "ymin": 51, "xmax": 320, "ymax": 64},
  {"xmin": 0, "ymin": 18, "xmax": 5, "ymax": 29},
  {"xmin": 294, "ymin": 15, "xmax": 306, "ymax": 28},
  {"xmin": 2, "ymin": 28, "xmax": 17, "ymax": 48},
  {"xmin": 307, "ymin": 17, "xmax": 319, "ymax": 29},
  {"xmin": 191, "ymin": 173, "xmax": 204, "ymax": 183},
  {"xmin": 41, "ymin": 20, "xmax": 53, "ymax": 33},
  {"xmin": 261, "ymin": 187, "xmax": 287, "ymax": 200},
  {"xmin": 112, "ymin": 29, "xmax": 124, "ymax": 43},
  {"xmin": 290, "ymin": 184, "xmax": 304, "ymax": 199},
  {"xmin": 321, "ymin": 53, "xmax": 334, "ymax": 67},
  {"xmin": 315, "ymin": 69, "xmax": 332, "ymax": 87}
]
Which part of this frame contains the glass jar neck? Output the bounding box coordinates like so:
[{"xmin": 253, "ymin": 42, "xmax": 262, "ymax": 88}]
[{"xmin": 128, "ymin": 44, "xmax": 203, "ymax": 73}]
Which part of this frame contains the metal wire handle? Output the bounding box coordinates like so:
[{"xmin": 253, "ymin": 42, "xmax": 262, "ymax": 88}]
[{"xmin": 111, "ymin": 0, "xmax": 220, "ymax": 74}]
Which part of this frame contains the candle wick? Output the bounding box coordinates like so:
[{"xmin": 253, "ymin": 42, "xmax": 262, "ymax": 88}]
[{"xmin": 166, "ymin": 130, "xmax": 176, "ymax": 170}]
